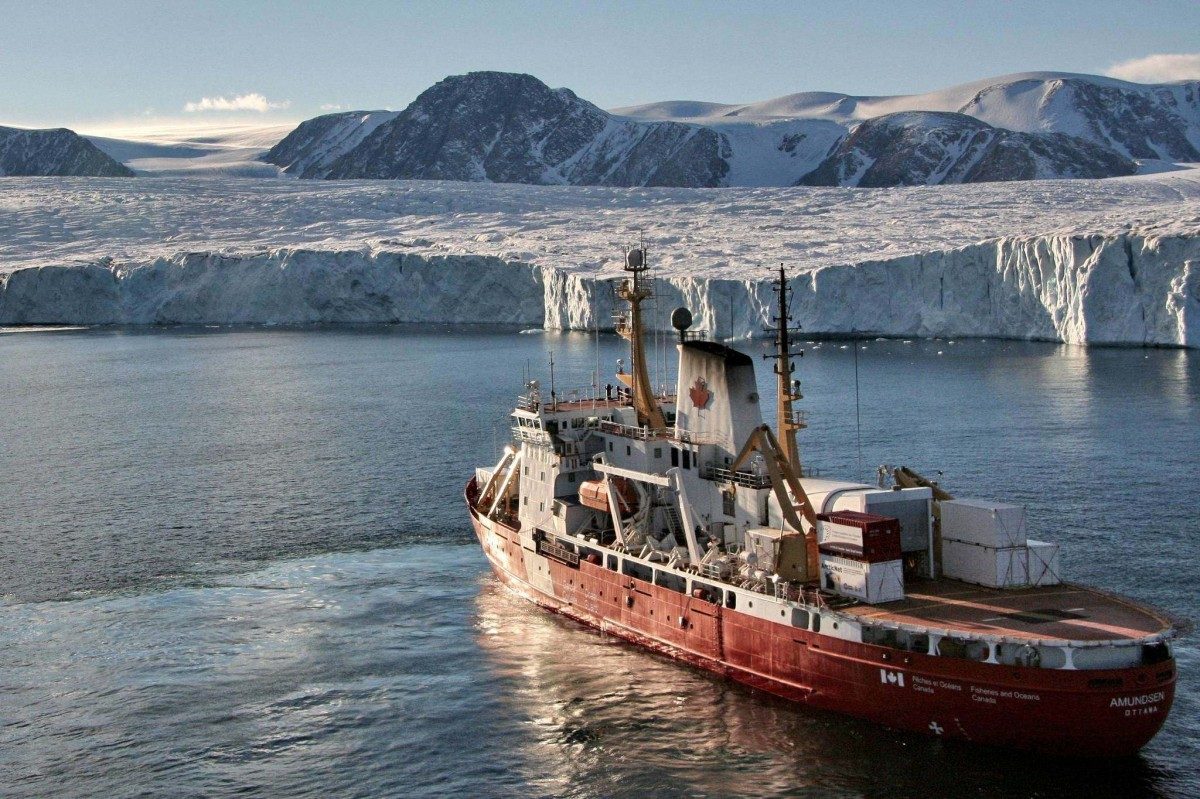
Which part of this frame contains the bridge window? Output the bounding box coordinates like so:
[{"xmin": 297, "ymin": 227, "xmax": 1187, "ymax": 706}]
[{"xmin": 671, "ymin": 448, "xmax": 679, "ymax": 467}]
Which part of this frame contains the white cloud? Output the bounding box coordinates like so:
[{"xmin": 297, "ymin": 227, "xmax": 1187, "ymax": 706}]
[
  {"xmin": 1105, "ymin": 53, "xmax": 1200, "ymax": 84},
  {"xmin": 320, "ymin": 103, "xmax": 344, "ymax": 111},
  {"xmin": 183, "ymin": 93, "xmax": 290, "ymax": 113}
]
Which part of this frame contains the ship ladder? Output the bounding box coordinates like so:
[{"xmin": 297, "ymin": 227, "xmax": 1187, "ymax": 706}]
[{"xmin": 662, "ymin": 505, "xmax": 685, "ymax": 544}]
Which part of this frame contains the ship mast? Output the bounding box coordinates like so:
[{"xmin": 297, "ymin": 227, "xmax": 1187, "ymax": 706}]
[
  {"xmin": 764, "ymin": 264, "xmax": 806, "ymax": 476},
  {"xmin": 616, "ymin": 246, "xmax": 667, "ymax": 433}
]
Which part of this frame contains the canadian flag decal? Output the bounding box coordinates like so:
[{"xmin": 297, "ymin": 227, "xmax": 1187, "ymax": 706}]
[{"xmin": 880, "ymin": 669, "xmax": 905, "ymax": 687}]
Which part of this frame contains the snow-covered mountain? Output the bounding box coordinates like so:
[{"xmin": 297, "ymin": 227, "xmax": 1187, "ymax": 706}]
[
  {"xmin": 263, "ymin": 111, "xmax": 398, "ymax": 178},
  {"xmin": 266, "ymin": 70, "xmax": 1198, "ymax": 188},
  {"xmin": 798, "ymin": 111, "xmax": 1136, "ymax": 187},
  {"xmin": 619, "ymin": 71, "xmax": 1200, "ymax": 162},
  {"xmin": 0, "ymin": 126, "xmax": 133, "ymax": 177},
  {"xmin": 299, "ymin": 72, "xmax": 730, "ymax": 187}
]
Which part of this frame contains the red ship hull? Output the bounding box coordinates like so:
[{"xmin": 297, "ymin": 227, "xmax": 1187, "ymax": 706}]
[{"xmin": 467, "ymin": 488, "xmax": 1175, "ymax": 757}]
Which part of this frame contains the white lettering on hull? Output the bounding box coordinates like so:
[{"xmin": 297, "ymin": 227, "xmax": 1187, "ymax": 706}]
[
  {"xmin": 970, "ymin": 685, "xmax": 1042, "ymax": 704},
  {"xmin": 911, "ymin": 675, "xmax": 964, "ymax": 695},
  {"xmin": 1110, "ymin": 692, "xmax": 1165, "ymax": 708},
  {"xmin": 1112, "ymin": 692, "xmax": 1164, "ymax": 716}
]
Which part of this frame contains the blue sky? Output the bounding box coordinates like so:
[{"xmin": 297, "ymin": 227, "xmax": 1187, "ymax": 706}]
[{"xmin": 2, "ymin": 0, "xmax": 1199, "ymax": 132}]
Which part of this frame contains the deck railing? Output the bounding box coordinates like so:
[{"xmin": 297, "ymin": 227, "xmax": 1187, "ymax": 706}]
[{"xmin": 701, "ymin": 464, "xmax": 772, "ymax": 489}]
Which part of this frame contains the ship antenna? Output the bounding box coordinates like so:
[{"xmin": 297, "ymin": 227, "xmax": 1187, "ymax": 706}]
[
  {"xmin": 764, "ymin": 264, "xmax": 806, "ymax": 476},
  {"xmin": 616, "ymin": 244, "xmax": 668, "ymax": 432},
  {"xmin": 592, "ymin": 305, "xmax": 600, "ymax": 407},
  {"xmin": 548, "ymin": 348, "xmax": 557, "ymax": 410},
  {"xmin": 853, "ymin": 331, "xmax": 863, "ymax": 479}
]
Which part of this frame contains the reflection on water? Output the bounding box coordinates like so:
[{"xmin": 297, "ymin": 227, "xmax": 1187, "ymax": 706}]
[{"xmin": 474, "ymin": 581, "xmax": 1176, "ymax": 799}]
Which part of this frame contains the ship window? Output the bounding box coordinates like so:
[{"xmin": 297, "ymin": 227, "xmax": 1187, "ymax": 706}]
[
  {"xmin": 671, "ymin": 448, "xmax": 679, "ymax": 467},
  {"xmin": 683, "ymin": 450, "xmax": 691, "ymax": 470},
  {"xmin": 812, "ymin": 615, "xmax": 821, "ymax": 633},
  {"xmin": 539, "ymin": 502, "xmax": 544, "ymax": 512},
  {"xmin": 626, "ymin": 445, "xmax": 631, "ymax": 457},
  {"xmin": 523, "ymin": 497, "xmax": 528, "ymax": 506},
  {"xmin": 609, "ymin": 442, "xmax": 614, "ymax": 452},
  {"xmin": 654, "ymin": 448, "xmax": 662, "ymax": 459},
  {"xmin": 567, "ymin": 473, "xmax": 575, "ymax": 483}
]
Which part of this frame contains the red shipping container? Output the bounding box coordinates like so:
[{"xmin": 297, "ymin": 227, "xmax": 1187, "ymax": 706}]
[{"xmin": 817, "ymin": 510, "xmax": 902, "ymax": 563}]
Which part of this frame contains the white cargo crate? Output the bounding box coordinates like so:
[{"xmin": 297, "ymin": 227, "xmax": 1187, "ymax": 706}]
[
  {"xmin": 942, "ymin": 539, "xmax": 1029, "ymax": 588},
  {"xmin": 1027, "ymin": 540, "xmax": 1062, "ymax": 586},
  {"xmin": 941, "ymin": 498, "xmax": 1027, "ymax": 548},
  {"xmin": 819, "ymin": 554, "xmax": 904, "ymax": 604}
]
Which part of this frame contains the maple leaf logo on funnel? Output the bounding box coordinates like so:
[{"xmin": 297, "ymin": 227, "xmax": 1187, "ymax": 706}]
[{"xmin": 689, "ymin": 377, "xmax": 711, "ymax": 409}]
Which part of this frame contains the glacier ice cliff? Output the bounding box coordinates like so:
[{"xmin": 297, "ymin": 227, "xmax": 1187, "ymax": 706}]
[{"xmin": 2, "ymin": 233, "xmax": 1196, "ymax": 347}]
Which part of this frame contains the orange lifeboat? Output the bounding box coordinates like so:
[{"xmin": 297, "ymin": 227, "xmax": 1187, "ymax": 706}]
[{"xmin": 578, "ymin": 477, "xmax": 637, "ymax": 514}]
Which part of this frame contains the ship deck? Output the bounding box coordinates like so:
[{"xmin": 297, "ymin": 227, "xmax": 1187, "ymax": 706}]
[{"xmin": 841, "ymin": 578, "xmax": 1175, "ymax": 643}]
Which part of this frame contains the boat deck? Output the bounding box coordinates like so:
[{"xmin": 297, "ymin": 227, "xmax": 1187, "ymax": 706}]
[{"xmin": 842, "ymin": 578, "xmax": 1176, "ymax": 643}]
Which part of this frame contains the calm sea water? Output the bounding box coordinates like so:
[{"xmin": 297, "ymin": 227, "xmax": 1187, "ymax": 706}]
[{"xmin": 1, "ymin": 327, "xmax": 1197, "ymax": 799}]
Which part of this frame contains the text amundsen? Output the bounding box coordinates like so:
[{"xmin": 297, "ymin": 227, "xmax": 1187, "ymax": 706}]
[{"xmin": 1110, "ymin": 692, "xmax": 1165, "ymax": 708}]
